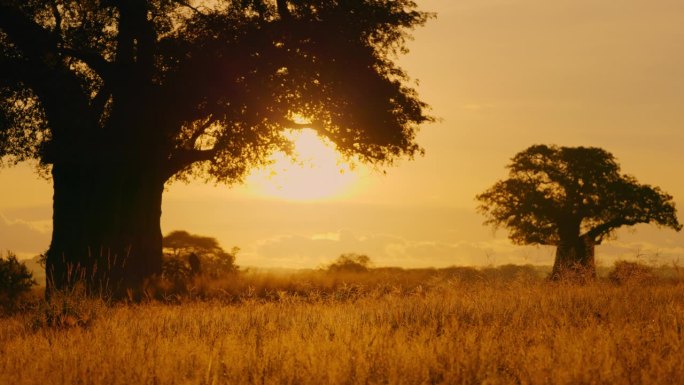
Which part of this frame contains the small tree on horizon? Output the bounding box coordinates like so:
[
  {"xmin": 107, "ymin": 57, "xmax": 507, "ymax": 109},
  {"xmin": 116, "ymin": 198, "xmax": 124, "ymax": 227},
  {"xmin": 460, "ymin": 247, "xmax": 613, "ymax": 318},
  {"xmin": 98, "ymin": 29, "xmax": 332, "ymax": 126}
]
[
  {"xmin": 162, "ymin": 230, "xmax": 238, "ymax": 279},
  {"xmin": 327, "ymin": 253, "xmax": 372, "ymax": 273},
  {"xmin": 476, "ymin": 145, "xmax": 681, "ymax": 280}
]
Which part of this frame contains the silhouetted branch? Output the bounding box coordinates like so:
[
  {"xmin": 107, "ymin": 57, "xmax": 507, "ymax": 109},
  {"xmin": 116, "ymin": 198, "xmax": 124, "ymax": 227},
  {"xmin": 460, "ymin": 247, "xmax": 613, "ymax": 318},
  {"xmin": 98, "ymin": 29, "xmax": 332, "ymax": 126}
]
[
  {"xmin": 165, "ymin": 147, "xmax": 218, "ymax": 180},
  {"xmin": 277, "ymin": 117, "xmax": 323, "ymax": 130},
  {"xmin": 0, "ymin": 5, "xmax": 59, "ymax": 60},
  {"xmin": 113, "ymin": 1, "xmax": 157, "ymax": 74},
  {"xmin": 276, "ymin": 0, "xmax": 291, "ymax": 20},
  {"xmin": 60, "ymin": 47, "xmax": 113, "ymax": 79},
  {"xmin": 0, "ymin": 56, "xmax": 29, "ymax": 82},
  {"xmin": 188, "ymin": 116, "xmax": 214, "ymax": 147},
  {"xmin": 90, "ymin": 86, "xmax": 111, "ymax": 118},
  {"xmin": 585, "ymin": 218, "xmax": 638, "ymax": 244},
  {"xmin": 50, "ymin": 0, "xmax": 63, "ymax": 44}
]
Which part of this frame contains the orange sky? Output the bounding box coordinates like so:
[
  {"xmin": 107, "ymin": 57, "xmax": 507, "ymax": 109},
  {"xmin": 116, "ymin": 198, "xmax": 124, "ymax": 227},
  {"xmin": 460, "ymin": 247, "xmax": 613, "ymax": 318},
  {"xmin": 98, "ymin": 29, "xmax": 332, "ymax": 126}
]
[{"xmin": 1, "ymin": 0, "xmax": 683, "ymax": 268}]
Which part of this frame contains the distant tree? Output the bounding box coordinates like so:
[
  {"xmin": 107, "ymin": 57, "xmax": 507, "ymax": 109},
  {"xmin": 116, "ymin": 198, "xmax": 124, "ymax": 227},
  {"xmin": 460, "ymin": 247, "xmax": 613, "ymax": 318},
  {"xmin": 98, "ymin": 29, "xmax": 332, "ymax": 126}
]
[
  {"xmin": 0, "ymin": 1, "xmax": 433, "ymax": 296},
  {"xmin": 476, "ymin": 145, "xmax": 681, "ymax": 279},
  {"xmin": 0, "ymin": 251, "xmax": 37, "ymax": 309},
  {"xmin": 327, "ymin": 253, "xmax": 372, "ymax": 273},
  {"xmin": 162, "ymin": 230, "xmax": 238, "ymax": 279}
]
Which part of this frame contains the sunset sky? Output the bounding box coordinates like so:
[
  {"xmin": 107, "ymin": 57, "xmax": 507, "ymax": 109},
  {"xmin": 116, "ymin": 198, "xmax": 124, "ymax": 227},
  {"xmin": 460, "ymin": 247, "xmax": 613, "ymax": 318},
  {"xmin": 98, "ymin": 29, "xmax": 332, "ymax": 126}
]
[{"xmin": 1, "ymin": 0, "xmax": 683, "ymax": 268}]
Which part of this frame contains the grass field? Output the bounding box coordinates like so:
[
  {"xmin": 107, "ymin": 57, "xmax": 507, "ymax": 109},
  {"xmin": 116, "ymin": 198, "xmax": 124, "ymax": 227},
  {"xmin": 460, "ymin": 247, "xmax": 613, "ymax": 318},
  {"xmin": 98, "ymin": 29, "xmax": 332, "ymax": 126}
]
[{"xmin": 1, "ymin": 267, "xmax": 684, "ymax": 385}]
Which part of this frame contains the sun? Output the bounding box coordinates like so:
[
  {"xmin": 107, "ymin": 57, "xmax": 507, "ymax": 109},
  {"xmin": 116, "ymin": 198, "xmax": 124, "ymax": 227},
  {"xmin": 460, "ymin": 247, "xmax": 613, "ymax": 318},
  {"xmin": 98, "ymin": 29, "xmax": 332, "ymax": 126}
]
[{"xmin": 246, "ymin": 129, "xmax": 359, "ymax": 201}]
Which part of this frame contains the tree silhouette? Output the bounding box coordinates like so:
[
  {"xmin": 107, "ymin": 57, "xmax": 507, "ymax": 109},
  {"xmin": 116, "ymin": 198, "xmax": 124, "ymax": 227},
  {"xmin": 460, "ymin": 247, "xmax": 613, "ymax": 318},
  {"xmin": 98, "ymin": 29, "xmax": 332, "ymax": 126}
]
[
  {"xmin": 0, "ymin": 251, "xmax": 37, "ymax": 310},
  {"xmin": 0, "ymin": 1, "xmax": 432, "ymax": 296},
  {"xmin": 327, "ymin": 253, "xmax": 371, "ymax": 273},
  {"xmin": 162, "ymin": 230, "xmax": 237, "ymax": 280},
  {"xmin": 476, "ymin": 145, "xmax": 681, "ymax": 279}
]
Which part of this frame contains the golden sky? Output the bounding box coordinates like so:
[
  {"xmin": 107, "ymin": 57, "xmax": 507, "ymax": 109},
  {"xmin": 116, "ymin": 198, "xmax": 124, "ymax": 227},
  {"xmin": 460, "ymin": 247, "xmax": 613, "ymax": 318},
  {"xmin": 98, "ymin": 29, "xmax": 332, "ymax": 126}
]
[{"xmin": 1, "ymin": 0, "xmax": 683, "ymax": 268}]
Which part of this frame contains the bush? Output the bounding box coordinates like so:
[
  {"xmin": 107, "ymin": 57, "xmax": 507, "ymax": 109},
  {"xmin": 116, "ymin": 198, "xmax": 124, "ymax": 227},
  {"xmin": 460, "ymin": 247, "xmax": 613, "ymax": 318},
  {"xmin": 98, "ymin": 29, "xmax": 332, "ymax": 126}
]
[
  {"xmin": 327, "ymin": 254, "xmax": 372, "ymax": 273},
  {"xmin": 609, "ymin": 261, "xmax": 655, "ymax": 285},
  {"xmin": 0, "ymin": 251, "xmax": 37, "ymax": 312}
]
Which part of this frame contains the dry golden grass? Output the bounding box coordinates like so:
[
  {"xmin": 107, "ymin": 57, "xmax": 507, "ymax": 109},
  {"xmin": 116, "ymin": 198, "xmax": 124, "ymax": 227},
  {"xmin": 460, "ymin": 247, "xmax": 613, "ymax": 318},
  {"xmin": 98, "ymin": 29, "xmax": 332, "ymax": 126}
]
[{"xmin": 1, "ymin": 270, "xmax": 683, "ymax": 385}]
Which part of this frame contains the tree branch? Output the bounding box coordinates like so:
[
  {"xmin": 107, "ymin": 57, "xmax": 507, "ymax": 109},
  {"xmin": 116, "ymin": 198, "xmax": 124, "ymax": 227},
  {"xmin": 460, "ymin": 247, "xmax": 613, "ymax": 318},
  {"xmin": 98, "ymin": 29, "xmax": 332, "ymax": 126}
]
[
  {"xmin": 164, "ymin": 147, "xmax": 218, "ymax": 180},
  {"xmin": 188, "ymin": 116, "xmax": 214, "ymax": 148},
  {"xmin": 50, "ymin": 0, "xmax": 63, "ymax": 45},
  {"xmin": 0, "ymin": 56, "xmax": 30, "ymax": 83},
  {"xmin": 91, "ymin": 85, "xmax": 111, "ymax": 118},
  {"xmin": 113, "ymin": 1, "xmax": 157, "ymax": 80},
  {"xmin": 275, "ymin": 116, "xmax": 323, "ymax": 130},
  {"xmin": 0, "ymin": 5, "xmax": 59, "ymax": 60},
  {"xmin": 60, "ymin": 47, "xmax": 113, "ymax": 80},
  {"xmin": 276, "ymin": 0, "xmax": 292, "ymax": 20},
  {"xmin": 584, "ymin": 218, "xmax": 638, "ymax": 244}
]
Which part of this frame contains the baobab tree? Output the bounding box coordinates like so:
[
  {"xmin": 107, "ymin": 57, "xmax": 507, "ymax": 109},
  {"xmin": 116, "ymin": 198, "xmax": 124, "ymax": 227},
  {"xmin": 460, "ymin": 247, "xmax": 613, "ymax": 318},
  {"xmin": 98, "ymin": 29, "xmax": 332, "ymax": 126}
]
[
  {"xmin": 0, "ymin": 0, "xmax": 433, "ymax": 296},
  {"xmin": 476, "ymin": 145, "xmax": 681, "ymax": 279}
]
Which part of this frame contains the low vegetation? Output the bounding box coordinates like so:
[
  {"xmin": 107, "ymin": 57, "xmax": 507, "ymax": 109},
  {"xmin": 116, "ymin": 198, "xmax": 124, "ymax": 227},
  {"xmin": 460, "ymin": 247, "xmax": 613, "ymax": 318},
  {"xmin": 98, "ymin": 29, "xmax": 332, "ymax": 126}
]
[
  {"xmin": 161, "ymin": 230, "xmax": 239, "ymax": 295},
  {"xmin": 1, "ymin": 257, "xmax": 683, "ymax": 385},
  {"xmin": 326, "ymin": 253, "xmax": 372, "ymax": 273},
  {"xmin": 0, "ymin": 251, "xmax": 37, "ymax": 314}
]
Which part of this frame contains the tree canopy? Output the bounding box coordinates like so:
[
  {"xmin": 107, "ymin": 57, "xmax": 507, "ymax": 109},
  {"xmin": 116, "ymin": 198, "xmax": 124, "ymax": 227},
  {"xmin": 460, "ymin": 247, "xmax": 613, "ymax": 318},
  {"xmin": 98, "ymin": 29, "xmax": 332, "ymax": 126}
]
[
  {"xmin": 162, "ymin": 230, "xmax": 238, "ymax": 278},
  {"xmin": 163, "ymin": 230, "xmax": 229, "ymax": 258},
  {"xmin": 0, "ymin": 0, "xmax": 433, "ymax": 179},
  {"xmin": 477, "ymin": 145, "xmax": 681, "ymax": 246}
]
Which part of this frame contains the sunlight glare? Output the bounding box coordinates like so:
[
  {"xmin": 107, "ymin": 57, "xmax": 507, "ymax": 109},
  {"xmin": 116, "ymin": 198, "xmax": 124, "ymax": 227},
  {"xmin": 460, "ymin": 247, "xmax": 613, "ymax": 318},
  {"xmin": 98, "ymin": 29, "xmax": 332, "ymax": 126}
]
[{"xmin": 247, "ymin": 129, "xmax": 359, "ymax": 201}]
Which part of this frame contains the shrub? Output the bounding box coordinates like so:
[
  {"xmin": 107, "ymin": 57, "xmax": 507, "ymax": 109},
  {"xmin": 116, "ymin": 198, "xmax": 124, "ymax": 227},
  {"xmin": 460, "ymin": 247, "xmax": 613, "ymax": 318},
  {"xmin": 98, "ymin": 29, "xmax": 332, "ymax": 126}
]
[
  {"xmin": 0, "ymin": 251, "xmax": 37, "ymax": 312},
  {"xmin": 327, "ymin": 254, "xmax": 372, "ymax": 273},
  {"xmin": 608, "ymin": 261, "xmax": 656, "ymax": 285}
]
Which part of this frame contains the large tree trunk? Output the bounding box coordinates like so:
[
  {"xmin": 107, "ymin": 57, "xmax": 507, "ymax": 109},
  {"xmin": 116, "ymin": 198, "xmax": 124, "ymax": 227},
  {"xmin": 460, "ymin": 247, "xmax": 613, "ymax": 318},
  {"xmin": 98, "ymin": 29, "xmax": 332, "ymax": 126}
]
[
  {"xmin": 45, "ymin": 160, "xmax": 165, "ymax": 299},
  {"xmin": 550, "ymin": 234, "xmax": 596, "ymax": 281}
]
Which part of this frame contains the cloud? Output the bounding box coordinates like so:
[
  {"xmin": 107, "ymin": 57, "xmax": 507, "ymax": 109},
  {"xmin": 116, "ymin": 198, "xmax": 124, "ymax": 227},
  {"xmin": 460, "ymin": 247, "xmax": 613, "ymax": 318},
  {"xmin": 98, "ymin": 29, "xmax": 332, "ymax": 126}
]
[
  {"xmin": 241, "ymin": 229, "xmax": 557, "ymax": 268},
  {"xmin": 597, "ymin": 240, "xmax": 684, "ymax": 266},
  {"xmin": 239, "ymin": 226, "xmax": 684, "ymax": 269},
  {"xmin": 0, "ymin": 213, "xmax": 51, "ymax": 256}
]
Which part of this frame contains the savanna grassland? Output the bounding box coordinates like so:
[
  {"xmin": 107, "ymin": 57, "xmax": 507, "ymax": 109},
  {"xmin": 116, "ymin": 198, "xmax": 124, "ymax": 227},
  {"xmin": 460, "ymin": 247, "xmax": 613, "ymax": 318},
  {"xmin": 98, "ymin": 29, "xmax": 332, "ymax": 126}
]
[{"xmin": 1, "ymin": 267, "xmax": 684, "ymax": 385}]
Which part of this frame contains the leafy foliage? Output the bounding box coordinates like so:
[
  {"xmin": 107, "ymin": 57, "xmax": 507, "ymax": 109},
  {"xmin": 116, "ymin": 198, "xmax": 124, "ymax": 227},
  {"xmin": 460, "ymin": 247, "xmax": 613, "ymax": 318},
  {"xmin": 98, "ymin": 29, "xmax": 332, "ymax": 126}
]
[
  {"xmin": 477, "ymin": 145, "xmax": 681, "ymax": 246},
  {"xmin": 0, "ymin": 250, "xmax": 37, "ymax": 311},
  {"xmin": 0, "ymin": 0, "xmax": 433, "ymax": 181}
]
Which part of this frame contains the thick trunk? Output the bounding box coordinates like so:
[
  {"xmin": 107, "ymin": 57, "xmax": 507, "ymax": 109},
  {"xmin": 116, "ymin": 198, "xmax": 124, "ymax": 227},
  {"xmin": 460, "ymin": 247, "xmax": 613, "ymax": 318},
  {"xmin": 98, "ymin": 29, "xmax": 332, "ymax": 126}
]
[
  {"xmin": 550, "ymin": 234, "xmax": 596, "ymax": 281},
  {"xmin": 46, "ymin": 160, "xmax": 165, "ymax": 299}
]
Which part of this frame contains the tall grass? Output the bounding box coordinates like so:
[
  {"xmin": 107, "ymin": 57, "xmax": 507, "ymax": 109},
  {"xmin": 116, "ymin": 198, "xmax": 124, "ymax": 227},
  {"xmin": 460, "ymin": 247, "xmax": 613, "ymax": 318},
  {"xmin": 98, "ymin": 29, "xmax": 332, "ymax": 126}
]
[{"xmin": 1, "ymin": 268, "xmax": 683, "ymax": 385}]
